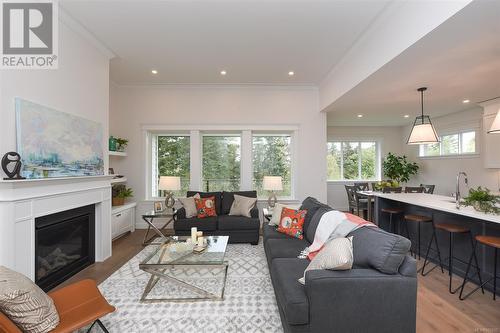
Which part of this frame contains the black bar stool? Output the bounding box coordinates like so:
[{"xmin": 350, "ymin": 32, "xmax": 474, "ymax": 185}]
[
  {"xmin": 404, "ymin": 213, "xmax": 444, "ymax": 275},
  {"xmin": 460, "ymin": 235, "xmax": 500, "ymax": 300},
  {"xmin": 380, "ymin": 187, "xmax": 403, "ymax": 234},
  {"xmin": 435, "ymin": 223, "xmax": 482, "ymax": 294}
]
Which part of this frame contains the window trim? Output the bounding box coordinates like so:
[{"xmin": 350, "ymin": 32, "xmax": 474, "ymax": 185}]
[
  {"xmin": 143, "ymin": 125, "xmax": 298, "ymax": 201},
  {"xmin": 418, "ymin": 129, "xmax": 478, "ymax": 158},
  {"xmin": 327, "ymin": 140, "xmax": 381, "ymax": 182}
]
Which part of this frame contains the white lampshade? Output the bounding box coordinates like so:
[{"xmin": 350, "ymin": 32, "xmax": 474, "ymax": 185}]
[
  {"xmin": 407, "ymin": 87, "xmax": 439, "ymax": 145},
  {"xmin": 407, "ymin": 122, "xmax": 439, "ymax": 145},
  {"xmin": 263, "ymin": 176, "xmax": 283, "ymax": 191},
  {"xmin": 488, "ymin": 109, "xmax": 500, "ymax": 134},
  {"xmin": 158, "ymin": 176, "xmax": 181, "ymax": 191}
]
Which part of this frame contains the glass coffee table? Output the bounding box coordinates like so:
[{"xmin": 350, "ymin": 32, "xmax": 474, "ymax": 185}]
[{"xmin": 139, "ymin": 235, "xmax": 229, "ymax": 302}]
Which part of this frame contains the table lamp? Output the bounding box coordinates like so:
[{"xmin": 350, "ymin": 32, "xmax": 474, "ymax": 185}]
[
  {"xmin": 263, "ymin": 176, "xmax": 282, "ymax": 209},
  {"xmin": 159, "ymin": 176, "xmax": 181, "ymax": 210}
]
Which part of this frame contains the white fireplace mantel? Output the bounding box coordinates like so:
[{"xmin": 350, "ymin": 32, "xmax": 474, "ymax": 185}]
[{"xmin": 0, "ymin": 176, "xmax": 113, "ymax": 281}]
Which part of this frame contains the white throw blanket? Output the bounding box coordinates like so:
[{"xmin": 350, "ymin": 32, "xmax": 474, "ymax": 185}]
[{"xmin": 299, "ymin": 210, "xmax": 374, "ymax": 260}]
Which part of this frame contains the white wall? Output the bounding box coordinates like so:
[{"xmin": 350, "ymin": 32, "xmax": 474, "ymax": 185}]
[
  {"xmin": 0, "ymin": 19, "xmax": 111, "ymax": 177},
  {"xmin": 402, "ymin": 107, "xmax": 500, "ymax": 196},
  {"xmin": 326, "ymin": 126, "xmax": 404, "ymax": 210},
  {"xmin": 109, "ymin": 85, "xmax": 327, "ymax": 226}
]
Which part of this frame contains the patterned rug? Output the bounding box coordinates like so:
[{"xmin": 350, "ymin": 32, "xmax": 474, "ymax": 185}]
[{"xmin": 87, "ymin": 239, "xmax": 283, "ymax": 332}]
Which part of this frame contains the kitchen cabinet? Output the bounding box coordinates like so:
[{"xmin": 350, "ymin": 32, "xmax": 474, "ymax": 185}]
[{"xmin": 483, "ymin": 110, "xmax": 500, "ymax": 168}]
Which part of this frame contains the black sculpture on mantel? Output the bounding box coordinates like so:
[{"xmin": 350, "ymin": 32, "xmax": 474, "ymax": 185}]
[{"xmin": 1, "ymin": 152, "xmax": 25, "ymax": 180}]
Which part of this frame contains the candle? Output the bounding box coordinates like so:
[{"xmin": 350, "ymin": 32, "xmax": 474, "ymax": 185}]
[
  {"xmin": 197, "ymin": 236, "xmax": 204, "ymax": 247},
  {"xmin": 191, "ymin": 227, "xmax": 197, "ymax": 244},
  {"xmin": 196, "ymin": 231, "xmax": 203, "ymax": 237}
]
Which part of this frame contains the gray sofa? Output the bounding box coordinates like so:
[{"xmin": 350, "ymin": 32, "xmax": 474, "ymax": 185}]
[
  {"xmin": 263, "ymin": 197, "xmax": 417, "ymax": 333},
  {"xmin": 174, "ymin": 191, "xmax": 260, "ymax": 244}
]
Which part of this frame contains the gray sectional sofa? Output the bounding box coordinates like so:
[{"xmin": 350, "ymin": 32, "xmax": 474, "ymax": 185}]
[{"xmin": 263, "ymin": 197, "xmax": 417, "ymax": 333}]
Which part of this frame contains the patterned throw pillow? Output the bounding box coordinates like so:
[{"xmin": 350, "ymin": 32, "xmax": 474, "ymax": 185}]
[
  {"xmin": 277, "ymin": 207, "xmax": 307, "ymax": 239},
  {"xmin": 0, "ymin": 266, "xmax": 60, "ymax": 333},
  {"xmin": 298, "ymin": 236, "xmax": 353, "ymax": 285},
  {"xmin": 195, "ymin": 196, "xmax": 217, "ymax": 218},
  {"xmin": 268, "ymin": 203, "xmax": 301, "ymax": 226}
]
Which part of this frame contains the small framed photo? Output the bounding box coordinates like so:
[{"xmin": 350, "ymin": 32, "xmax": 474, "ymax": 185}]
[
  {"xmin": 154, "ymin": 201, "xmax": 164, "ymax": 212},
  {"xmin": 108, "ymin": 168, "xmax": 115, "ymax": 175}
]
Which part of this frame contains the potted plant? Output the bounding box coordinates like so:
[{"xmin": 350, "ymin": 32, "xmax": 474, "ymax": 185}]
[
  {"xmin": 373, "ymin": 180, "xmax": 400, "ymax": 191},
  {"xmin": 461, "ymin": 186, "xmax": 500, "ymax": 214},
  {"xmin": 115, "ymin": 137, "xmax": 129, "ymax": 152},
  {"xmin": 112, "ymin": 185, "xmax": 133, "ymax": 206},
  {"xmin": 382, "ymin": 152, "xmax": 419, "ymax": 186}
]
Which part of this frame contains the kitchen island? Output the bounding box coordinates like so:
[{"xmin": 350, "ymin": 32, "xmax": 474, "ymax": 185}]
[{"xmin": 374, "ymin": 192, "xmax": 500, "ymax": 293}]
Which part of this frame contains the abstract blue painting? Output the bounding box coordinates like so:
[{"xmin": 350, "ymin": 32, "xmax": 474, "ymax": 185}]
[{"xmin": 15, "ymin": 98, "xmax": 104, "ymax": 179}]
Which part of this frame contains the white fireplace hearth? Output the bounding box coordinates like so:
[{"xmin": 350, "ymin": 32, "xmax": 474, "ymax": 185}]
[{"xmin": 0, "ymin": 176, "xmax": 112, "ymax": 281}]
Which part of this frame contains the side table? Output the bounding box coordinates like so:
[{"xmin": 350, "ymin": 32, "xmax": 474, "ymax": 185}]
[
  {"xmin": 262, "ymin": 207, "xmax": 273, "ymax": 222},
  {"xmin": 142, "ymin": 209, "xmax": 176, "ymax": 246}
]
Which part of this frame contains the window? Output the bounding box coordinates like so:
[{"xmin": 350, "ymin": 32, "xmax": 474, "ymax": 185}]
[
  {"xmin": 152, "ymin": 135, "xmax": 190, "ymax": 197},
  {"xmin": 419, "ymin": 131, "xmax": 476, "ymax": 157},
  {"xmin": 253, "ymin": 135, "xmax": 292, "ymax": 197},
  {"xmin": 148, "ymin": 128, "xmax": 296, "ymax": 199},
  {"xmin": 202, "ymin": 135, "xmax": 241, "ymax": 192},
  {"xmin": 327, "ymin": 141, "xmax": 379, "ymax": 181}
]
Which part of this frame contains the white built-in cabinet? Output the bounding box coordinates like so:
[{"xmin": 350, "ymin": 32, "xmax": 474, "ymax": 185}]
[
  {"xmin": 111, "ymin": 202, "xmax": 136, "ymax": 240},
  {"xmin": 480, "ymin": 99, "xmax": 500, "ymax": 169}
]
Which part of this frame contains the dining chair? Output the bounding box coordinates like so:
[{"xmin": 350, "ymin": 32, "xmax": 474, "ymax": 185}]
[
  {"xmin": 354, "ymin": 182, "xmax": 369, "ymax": 191},
  {"xmin": 405, "ymin": 186, "xmax": 424, "ymax": 193},
  {"xmin": 382, "ymin": 187, "xmax": 402, "ymax": 193},
  {"xmin": 345, "ymin": 185, "xmax": 368, "ymax": 219},
  {"xmin": 420, "ymin": 184, "xmax": 436, "ymax": 194}
]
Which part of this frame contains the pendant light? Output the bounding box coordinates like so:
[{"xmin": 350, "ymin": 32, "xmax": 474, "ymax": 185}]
[
  {"xmin": 407, "ymin": 87, "xmax": 439, "ymax": 145},
  {"xmin": 487, "ymin": 109, "xmax": 500, "ymax": 134}
]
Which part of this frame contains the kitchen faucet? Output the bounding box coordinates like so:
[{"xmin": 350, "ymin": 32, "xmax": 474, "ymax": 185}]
[{"xmin": 456, "ymin": 172, "xmax": 468, "ymax": 209}]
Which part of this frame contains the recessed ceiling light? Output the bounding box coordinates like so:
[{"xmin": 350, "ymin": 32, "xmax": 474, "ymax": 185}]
[
  {"xmin": 463, "ymin": 99, "xmax": 470, "ymax": 104},
  {"xmin": 151, "ymin": 69, "xmax": 158, "ymax": 74},
  {"xmin": 404, "ymin": 114, "xmax": 410, "ymax": 118},
  {"xmin": 357, "ymin": 114, "xmax": 363, "ymax": 118},
  {"xmin": 288, "ymin": 71, "xmax": 295, "ymax": 76},
  {"xmin": 220, "ymin": 70, "xmax": 227, "ymax": 76}
]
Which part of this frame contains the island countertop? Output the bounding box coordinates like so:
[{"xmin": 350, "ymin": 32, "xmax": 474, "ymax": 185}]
[{"xmin": 370, "ymin": 192, "xmax": 500, "ymax": 224}]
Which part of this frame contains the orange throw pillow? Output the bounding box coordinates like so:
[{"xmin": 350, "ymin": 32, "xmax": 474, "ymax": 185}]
[
  {"xmin": 277, "ymin": 207, "xmax": 307, "ymax": 239},
  {"xmin": 195, "ymin": 196, "xmax": 217, "ymax": 218}
]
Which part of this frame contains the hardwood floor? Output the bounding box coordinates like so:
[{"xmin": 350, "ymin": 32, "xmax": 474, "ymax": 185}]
[{"xmin": 59, "ymin": 230, "xmax": 500, "ymax": 332}]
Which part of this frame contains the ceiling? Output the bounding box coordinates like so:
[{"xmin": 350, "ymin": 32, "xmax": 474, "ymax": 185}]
[
  {"xmin": 326, "ymin": 0, "xmax": 500, "ymax": 126},
  {"xmin": 60, "ymin": 0, "xmax": 390, "ymax": 85}
]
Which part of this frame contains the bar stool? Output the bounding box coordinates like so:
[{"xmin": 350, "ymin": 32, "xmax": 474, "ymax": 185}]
[
  {"xmin": 435, "ymin": 223, "xmax": 482, "ymax": 294},
  {"xmin": 460, "ymin": 235, "xmax": 500, "ymax": 300},
  {"xmin": 380, "ymin": 187, "xmax": 403, "ymax": 233},
  {"xmin": 404, "ymin": 213, "xmax": 444, "ymax": 275}
]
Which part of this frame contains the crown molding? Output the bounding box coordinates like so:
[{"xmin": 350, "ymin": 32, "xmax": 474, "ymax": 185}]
[{"xmin": 59, "ymin": 6, "xmax": 116, "ymax": 60}]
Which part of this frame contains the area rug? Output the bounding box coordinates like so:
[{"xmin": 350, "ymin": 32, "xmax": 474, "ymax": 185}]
[{"xmin": 88, "ymin": 239, "xmax": 284, "ymax": 332}]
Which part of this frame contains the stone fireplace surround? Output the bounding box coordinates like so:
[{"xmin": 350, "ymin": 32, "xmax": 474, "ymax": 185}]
[{"xmin": 0, "ymin": 176, "xmax": 112, "ymax": 281}]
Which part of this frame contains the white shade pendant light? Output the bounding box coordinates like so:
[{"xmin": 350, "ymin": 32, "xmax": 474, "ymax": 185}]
[
  {"xmin": 407, "ymin": 87, "xmax": 439, "ymax": 145},
  {"xmin": 487, "ymin": 109, "xmax": 500, "ymax": 134}
]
